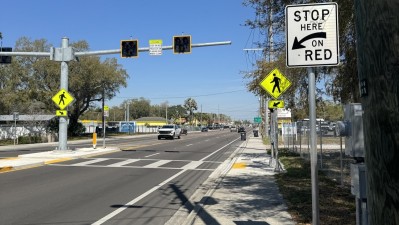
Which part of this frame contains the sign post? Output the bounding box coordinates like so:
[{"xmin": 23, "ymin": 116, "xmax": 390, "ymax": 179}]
[
  {"xmin": 260, "ymin": 68, "xmax": 291, "ymax": 172},
  {"xmin": 286, "ymin": 3, "xmax": 339, "ymax": 225}
]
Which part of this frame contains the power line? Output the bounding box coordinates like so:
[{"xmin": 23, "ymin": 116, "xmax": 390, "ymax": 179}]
[{"xmin": 116, "ymin": 89, "xmax": 246, "ymax": 100}]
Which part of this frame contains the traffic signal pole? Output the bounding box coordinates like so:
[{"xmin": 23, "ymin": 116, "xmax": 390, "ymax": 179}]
[
  {"xmin": 0, "ymin": 37, "xmax": 231, "ymax": 151},
  {"xmin": 58, "ymin": 37, "xmax": 69, "ymax": 151}
]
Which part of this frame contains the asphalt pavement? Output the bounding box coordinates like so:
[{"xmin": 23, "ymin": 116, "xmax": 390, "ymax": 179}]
[
  {"xmin": 1, "ymin": 133, "xmax": 296, "ymax": 225},
  {"xmin": 167, "ymin": 134, "xmax": 296, "ymax": 225}
]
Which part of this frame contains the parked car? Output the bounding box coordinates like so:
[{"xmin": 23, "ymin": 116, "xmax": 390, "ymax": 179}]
[
  {"xmin": 157, "ymin": 124, "xmax": 181, "ymax": 140},
  {"xmin": 201, "ymin": 127, "xmax": 209, "ymax": 132}
]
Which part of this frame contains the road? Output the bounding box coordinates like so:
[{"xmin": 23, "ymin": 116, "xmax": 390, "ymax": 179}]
[{"xmin": 0, "ymin": 130, "xmax": 245, "ymax": 225}]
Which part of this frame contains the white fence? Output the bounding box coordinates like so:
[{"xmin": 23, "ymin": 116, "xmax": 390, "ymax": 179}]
[{"xmin": 0, "ymin": 125, "xmax": 49, "ymax": 140}]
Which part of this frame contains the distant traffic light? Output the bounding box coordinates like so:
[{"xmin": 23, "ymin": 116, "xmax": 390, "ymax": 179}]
[
  {"xmin": 0, "ymin": 47, "xmax": 12, "ymax": 64},
  {"xmin": 120, "ymin": 40, "xmax": 138, "ymax": 58},
  {"xmin": 173, "ymin": 35, "xmax": 191, "ymax": 54}
]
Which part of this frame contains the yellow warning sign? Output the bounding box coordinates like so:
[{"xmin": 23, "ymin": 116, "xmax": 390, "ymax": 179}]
[
  {"xmin": 56, "ymin": 110, "xmax": 68, "ymax": 117},
  {"xmin": 268, "ymin": 100, "xmax": 285, "ymax": 109},
  {"xmin": 52, "ymin": 89, "xmax": 74, "ymax": 110},
  {"xmin": 260, "ymin": 68, "xmax": 291, "ymax": 99}
]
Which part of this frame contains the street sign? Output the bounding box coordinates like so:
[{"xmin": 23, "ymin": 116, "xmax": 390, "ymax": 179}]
[
  {"xmin": 260, "ymin": 68, "xmax": 291, "ymax": 99},
  {"xmin": 149, "ymin": 40, "xmax": 163, "ymax": 56},
  {"xmin": 56, "ymin": 110, "xmax": 67, "ymax": 116},
  {"xmin": 13, "ymin": 112, "xmax": 19, "ymax": 120},
  {"xmin": 286, "ymin": 3, "xmax": 339, "ymax": 67},
  {"xmin": 52, "ymin": 88, "xmax": 74, "ymax": 110},
  {"xmin": 268, "ymin": 100, "xmax": 285, "ymax": 109},
  {"xmin": 254, "ymin": 117, "xmax": 262, "ymax": 124}
]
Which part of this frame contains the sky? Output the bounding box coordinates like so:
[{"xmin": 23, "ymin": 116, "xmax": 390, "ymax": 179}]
[{"xmin": 1, "ymin": 0, "xmax": 266, "ymax": 121}]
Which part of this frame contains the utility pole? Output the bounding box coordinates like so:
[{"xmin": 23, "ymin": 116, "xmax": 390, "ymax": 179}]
[
  {"xmin": 0, "ymin": 38, "xmax": 231, "ymax": 151},
  {"xmin": 355, "ymin": 0, "xmax": 399, "ymax": 224}
]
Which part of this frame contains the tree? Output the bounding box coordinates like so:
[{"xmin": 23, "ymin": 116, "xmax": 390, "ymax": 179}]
[
  {"xmin": 355, "ymin": 0, "xmax": 399, "ymax": 224},
  {"xmin": 242, "ymin": 0, "xmax": 359, "ymax": 115},
  {"xmin": 168, "ymin": 105, "xmax": 186, "ymax": 123},
  {"xmin": 184, "ymin": 98, "xmax": 197, "ymax": 125},
  {"xmin": 125, "ymin": 97, "xmax": 151, "ymax": 119},
  {"xmin": 0, "ymin": 37, "xmax": 129, "ymax": 135},
  {"xmin": 66, "ymin": 41, "xmax": 128, "ymax": 134}
]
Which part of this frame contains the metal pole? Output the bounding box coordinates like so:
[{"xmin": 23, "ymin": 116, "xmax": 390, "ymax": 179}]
[
  {"xmin": 265, "ymin": 98, "xmax": 269, "ymax": 137},
  {"xmin": 102, "ymin": 87, "xmax": 106, "ymax": 148},
  {"xmin": 269, "ymin": 109, "xmax": 274, "ymax": 166},
  {"xmin": 127, "ymin": 103, "xmax": 130, "ymax": 135},
  {"xmin": 274, "ymin": 110, "xmax": 280, "ymax": 171},
  {"xmin": 57, "ymin": 37, "xmax": 69, "ymax": 151},
  {"xmin": 13, "ymin": 116, "xmax": 16, "ymax": 145},
  {"xmin": 340, "ymin": 136, "xmax": 344, "ymax": 187},
  {"xmin": 319, "ymin": 120, "xmax": 323, "ymax": 169},
  {"xmin": 308, "ymin": 67, "xmax": 320, "ymax": 225}
]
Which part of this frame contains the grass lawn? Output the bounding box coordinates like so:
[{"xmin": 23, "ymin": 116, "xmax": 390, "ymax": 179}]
[{"xmin": 275, "ymin": 150, "xmax": 356, "ymax": 225}]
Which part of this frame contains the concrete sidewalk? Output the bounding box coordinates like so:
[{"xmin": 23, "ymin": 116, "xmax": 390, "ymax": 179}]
[
  {"xmin": 0, "ymin": 146, "xmax": 120, "ymax": 172},
  {"xmin": 171, "ymin": 135, "xmax": 296, "ymax": 225}
]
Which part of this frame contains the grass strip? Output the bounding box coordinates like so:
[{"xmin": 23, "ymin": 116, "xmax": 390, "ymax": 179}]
[{"xmin": 275, "ymin": 149, "xmax": 356, "ymax": 225}]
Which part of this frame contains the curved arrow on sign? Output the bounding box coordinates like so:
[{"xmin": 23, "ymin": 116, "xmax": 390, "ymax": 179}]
[{"xmin": 292, "ymin": 32, "xmax": 327, "ymax": 50}]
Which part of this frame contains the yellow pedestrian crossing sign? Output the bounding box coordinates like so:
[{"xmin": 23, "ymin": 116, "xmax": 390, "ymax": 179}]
[
  {"xmin": 52, "ymin": 89, "xmax": 74, "ymax": 110},
  {"xmin": 260, "ymin": 68, "xmax": 291, "ymax": 99}
]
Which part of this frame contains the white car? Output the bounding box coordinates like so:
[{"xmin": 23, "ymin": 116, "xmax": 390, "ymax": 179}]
[
  {"xmin": 158, "ymin": 124, "xmax": 182, "ymax": 140},
  {"xmin": 230, "ymin": 126, "xmax": 237, "ymax": 132}
]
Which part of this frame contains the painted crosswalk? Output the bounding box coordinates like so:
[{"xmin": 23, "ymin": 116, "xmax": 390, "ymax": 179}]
[{"xmin": 49, "ymin": 158, "xmax": 221, "ymax": 171}]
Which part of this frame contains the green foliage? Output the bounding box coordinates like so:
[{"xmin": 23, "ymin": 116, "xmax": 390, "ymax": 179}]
[
  {"xmin": 184, "ymin": 98, "xmax": 198, "ymax": 124},
  {"xmin": 68, "ymin": 121, "xmax": 86, "ymax": 136},
  {"xmin": 0, "ymin": 37, "xmax": 129, "ymax": 131},
  {"xmin": 276, "ymin": 154, "xmax": 356, "ymax": 224},
  {"xmin": 242, "ymin": 0, "xmax": 358, "ymax": 108}
]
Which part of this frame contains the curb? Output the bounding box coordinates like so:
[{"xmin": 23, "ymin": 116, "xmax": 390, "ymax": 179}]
[
  {"xmin": 165, "ymin": 137, "xmax": 248, "ymax": 225},
  {"xmin": 0, "ymin": 147, "xmax": 120, "ymax": 173}
]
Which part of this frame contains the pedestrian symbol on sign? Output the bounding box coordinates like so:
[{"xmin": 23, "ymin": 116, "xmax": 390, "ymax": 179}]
[
  {"xmin": 59, "ymin": 92, "xmax": 67, "ymax": 105},
  {"xmin": 271, "ymin": 73, "xmax": 281, "ymax": 93}
]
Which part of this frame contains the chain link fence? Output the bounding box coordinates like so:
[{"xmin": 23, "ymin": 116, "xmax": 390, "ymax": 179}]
[{"xmin": 281, "ymin": 122, "xmax": 352, "ymax": 188}]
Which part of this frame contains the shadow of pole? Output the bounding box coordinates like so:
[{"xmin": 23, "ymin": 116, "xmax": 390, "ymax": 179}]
[{"xmin": 169, "ymin": 183, "xmax": 221, "ymax": 225}]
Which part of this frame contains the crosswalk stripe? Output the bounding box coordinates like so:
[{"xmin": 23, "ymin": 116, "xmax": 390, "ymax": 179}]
[
  {"xmin": 50, "ymin": 158, "xmax": 221, "ymax": 171},
  {"xmin": 107, "ymin": 159, "xmax": 140, "ymax": 167},
  {"xmin": 181, "ymin": 161, "xmax": 203, "ymax": 170},
  {"xmin": 72, "ymin": 158, "xmax": 108, "ymax": 166},
  {"xmin": 143, "ymin": 160, "xmax": 172, "ymax": 168}
]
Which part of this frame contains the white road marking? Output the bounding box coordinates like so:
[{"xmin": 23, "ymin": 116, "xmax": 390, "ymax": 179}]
[
  {"xmin": 92, "ymin": 170, "xmax": 186, "ymax": 225},
  {"xmin": 144, "ymin": 153, "xmax": 160, "ymax": 158},
  {"xmin": 181, "ymin": 161, "xmax": 203, "ymax": 170},
  {"xmin": 143, "ymin": 160, "xmax": 171, "ymax": 168},
  {"xmin": 107, "ymin": 159, "xmax": 140, "ymax": 167},
  {"xmin": 200, "ymin": 138, "xmax": 238, "ymax": 161},
  {"xmin": 186, "ymin": 144, "xmax": 193, "ymax": 147},
  {"xmin": 71, "ymin": 158, "xmax": 108, "ymax": 166}
]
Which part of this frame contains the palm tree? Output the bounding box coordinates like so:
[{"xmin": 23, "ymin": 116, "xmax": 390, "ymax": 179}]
[{"xmin": 184, "ymin": 98, "xmax": 197, "ymax": 125}]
